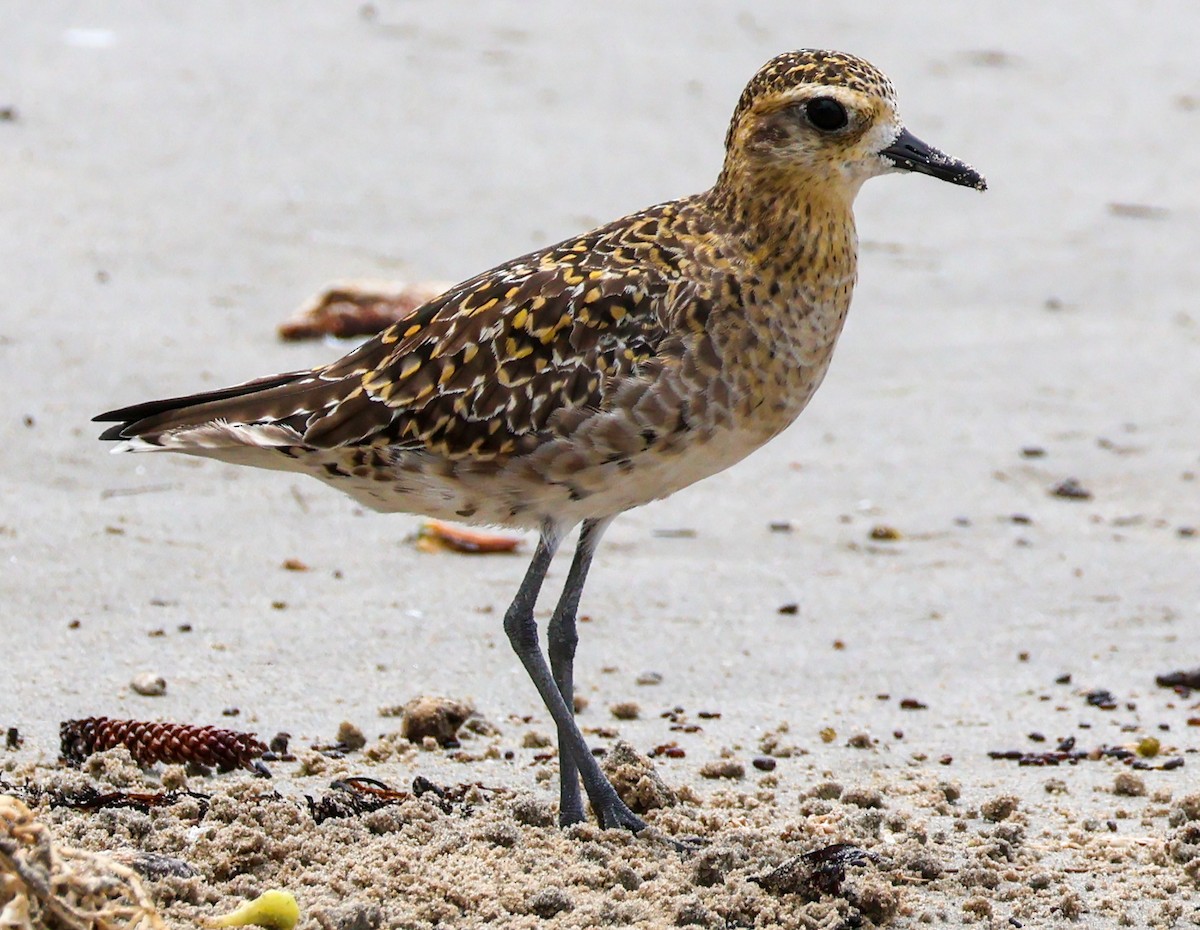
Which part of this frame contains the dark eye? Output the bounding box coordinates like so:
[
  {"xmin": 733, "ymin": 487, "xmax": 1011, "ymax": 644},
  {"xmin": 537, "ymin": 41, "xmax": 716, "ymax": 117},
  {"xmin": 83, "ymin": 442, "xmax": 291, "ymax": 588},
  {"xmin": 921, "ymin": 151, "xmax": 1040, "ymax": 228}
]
[{"xmin": 805, "ymin": 97, "xmax": 849, "ymax": 132}]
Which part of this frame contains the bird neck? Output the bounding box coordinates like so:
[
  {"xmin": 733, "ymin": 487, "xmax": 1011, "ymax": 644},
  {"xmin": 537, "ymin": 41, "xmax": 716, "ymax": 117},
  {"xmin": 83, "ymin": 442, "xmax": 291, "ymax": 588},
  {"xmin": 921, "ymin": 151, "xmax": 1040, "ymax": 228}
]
[{"xmin": 704, "ymin": 160, "xmax": 858, "ymax": 280}]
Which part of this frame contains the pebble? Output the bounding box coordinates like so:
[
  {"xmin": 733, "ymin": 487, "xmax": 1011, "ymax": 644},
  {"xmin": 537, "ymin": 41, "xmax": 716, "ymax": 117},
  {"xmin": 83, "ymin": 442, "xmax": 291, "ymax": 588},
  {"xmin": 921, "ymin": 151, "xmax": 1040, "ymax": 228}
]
[
  {"xmin": 1050, "ymin": 477, "xmax": 1092, "ymax": 500},
  {"xmin": 1112, "ymin": 772, "xmax": 1146, "ymax": 797},
  {"xmin": 698, "ymin": 759, "xmax": 745, "ymax": 780},
  {"xmin": 130, "ymin": 672, "xmax": 166, "ymax": 696},
  {"xmin": 609, "ymin": 701, "xmax": 640, "ymax": 720},
  {"xmin": 336, "ymin": 721, "xmax": 366, "ymax": 751},
  {"xmin": 980, "ymin": 794, "xmax": 1019, "ymax": 822},
  {"xmin": 399, "ymin": 695, "xmax": 472, "ymax": 746}
]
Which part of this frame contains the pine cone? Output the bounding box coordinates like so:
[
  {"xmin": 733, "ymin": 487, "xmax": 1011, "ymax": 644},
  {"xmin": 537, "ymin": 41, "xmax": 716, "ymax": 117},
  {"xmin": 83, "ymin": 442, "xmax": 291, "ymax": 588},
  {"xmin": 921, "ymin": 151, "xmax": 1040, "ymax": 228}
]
[{"xmin": 60, "ymin": 717, "xmax": 268, "ymax": 772}]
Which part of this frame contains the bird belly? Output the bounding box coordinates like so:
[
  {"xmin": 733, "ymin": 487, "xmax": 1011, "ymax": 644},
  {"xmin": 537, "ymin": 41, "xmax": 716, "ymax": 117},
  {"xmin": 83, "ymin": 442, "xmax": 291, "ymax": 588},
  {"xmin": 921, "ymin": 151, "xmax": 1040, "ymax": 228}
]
[{"xmin": 284, "ymin": 411, "xmax": 792, "ymax": 531}]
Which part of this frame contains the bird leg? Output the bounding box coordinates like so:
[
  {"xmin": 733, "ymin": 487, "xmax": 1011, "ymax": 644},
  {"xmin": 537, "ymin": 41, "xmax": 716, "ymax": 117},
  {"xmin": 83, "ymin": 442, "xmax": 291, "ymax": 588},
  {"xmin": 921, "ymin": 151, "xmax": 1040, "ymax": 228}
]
[
  {"xmin": 503, "ymin": 523, "xmax": 646, "ymax": 833},
  {"xmin": 546, "ymin": 517, "xmax": 612, "ymax": 826}
]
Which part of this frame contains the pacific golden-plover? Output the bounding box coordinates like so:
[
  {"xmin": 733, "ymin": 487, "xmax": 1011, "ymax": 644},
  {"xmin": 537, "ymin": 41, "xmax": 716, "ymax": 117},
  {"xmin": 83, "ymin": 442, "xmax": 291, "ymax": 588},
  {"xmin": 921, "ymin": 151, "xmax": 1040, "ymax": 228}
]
[{"xmin": 96, "ymin": 50, "xmax": 984, "ymax": 833}]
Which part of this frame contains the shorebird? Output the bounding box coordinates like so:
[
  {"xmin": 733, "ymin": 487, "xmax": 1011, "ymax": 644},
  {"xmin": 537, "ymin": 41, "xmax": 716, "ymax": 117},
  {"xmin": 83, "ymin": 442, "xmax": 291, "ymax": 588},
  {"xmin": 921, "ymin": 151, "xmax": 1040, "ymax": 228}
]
[{"xmin": 96, "ymin": 50, "xmax": 984, "ymax": 833}]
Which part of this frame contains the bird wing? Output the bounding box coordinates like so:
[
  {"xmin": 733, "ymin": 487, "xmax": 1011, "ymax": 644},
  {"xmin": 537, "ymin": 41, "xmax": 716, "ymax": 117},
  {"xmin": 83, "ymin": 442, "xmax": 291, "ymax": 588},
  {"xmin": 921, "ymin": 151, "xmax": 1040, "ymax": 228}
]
[{"xmin": 96, "ymin": 208, "xmax": 723, "ymax": 460}]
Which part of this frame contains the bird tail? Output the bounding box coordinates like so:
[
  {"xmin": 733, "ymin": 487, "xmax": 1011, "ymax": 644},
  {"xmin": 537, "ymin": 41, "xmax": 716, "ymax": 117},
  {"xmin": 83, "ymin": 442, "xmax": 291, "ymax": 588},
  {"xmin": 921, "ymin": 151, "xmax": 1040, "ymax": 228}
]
[{"xmin": 94, "ymin": 369, "xmax": 325, "ymax": 452}]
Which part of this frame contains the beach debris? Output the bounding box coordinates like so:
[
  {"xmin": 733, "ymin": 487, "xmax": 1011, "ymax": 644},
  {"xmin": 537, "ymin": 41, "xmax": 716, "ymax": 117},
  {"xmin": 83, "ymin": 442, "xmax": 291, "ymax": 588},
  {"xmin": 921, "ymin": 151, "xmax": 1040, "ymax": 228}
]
[
  {"xmin": 130, "ymin": 673, "xmax": 167, "ymax": 697},
  {"xmin": 652, "ymin": 527, "xmax": 696, "ymax": 538},
  {"xmin": 415, "ymin": 520, "xmax": 522, "ymax": 554},
  {"xmin": 750, "ymin": 843, "xmax": 878, "ymax": 899},
  {"xmin": 263, "ymin": 732, "xmax": 295, "ymax": 763},
  {"xmin": 660, "ymin": 706, "xmax": 701, "ymax": 733},
  {"xmin": 1084, "ymin": 688, "xmax": 1117, "ymax": 710},
  {"xmin": 111, "ymin": 850, "xmax": 197, "ymax": 880},
  {"xmin": 208, "ymin": 889, "xmax": 299, "ymax": 930},
  {"xmin": 699, "ymin": 759, "xmax": 745, "ymax": 780},
  {"xmin": 521, "ymin": 731, "xmax": 551, "ymax": 749},
  {"xmin": 4, "ymin": 728, "xmax": 20, "ymax": 750},
  {"xmin": 306, "ymin": 776, "xmax": 490, "ymax": 824},
  {"xmin": 1049, "ymin": 477, "xmax": 1092, "ymax": 500},
  {"xmin": 41, "ymin": 786, "xmax": 210, "ymax": 818},
  {"xmin": 60, "ymin": 717, "xmax": 269, "ymax": 774},
  {"xmin": 277, "ymin": 280, "xmax": 449, "ymax": 341},
  {"xmin": 1107, "ymin": 202, "xmax": 1170, "ymax": 220},
  {"xmin": 307, "ymin": 777, "xmax": 408, "ymax": 823},
  {"xmin": 988, "ymin": 736, "xmax": 1183, "ymax": 770},
  {"xmin": 334, "ymin": 721, "xmax": 366, "ymax": 752},
  {"xmin": 609, "ymin": 701, "xmax": 640, "ymax": 721},
  {"xmin": 1156, "ymin": 668, "xmax": 1200, "ymax": 692},
  {"xmin": 398, "ymin": 696, "xmax": 473, "ymax": 747},
  {"xmin": 868, "ymin": 524, "xmax": 902, "ymax": 541},
  {"xmin": 758, "ymin": 722, "xmax": 801, "ymax": 759},
  {"xmin": 309, "ymin": 721, "xmax": 367, "ymax": 757},
  {"xmin": 980, "ymin": 795, "xmax": 1019, "ymax": 822},
  {"xmin": 0, "ymin": 793, "xmax": 166, "ymax": 930},
  {"xmin": 1112, "ymin": 772, "xmax": 1146, "ymax": 797}
]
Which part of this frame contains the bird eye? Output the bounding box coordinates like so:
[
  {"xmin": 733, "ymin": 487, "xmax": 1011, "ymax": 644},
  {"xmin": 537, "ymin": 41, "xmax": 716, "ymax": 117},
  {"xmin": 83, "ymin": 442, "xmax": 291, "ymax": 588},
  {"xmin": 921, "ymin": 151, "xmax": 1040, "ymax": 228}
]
[{"xmin": 805, "ymin": 97, "xmax": 849, "ymax": 132}]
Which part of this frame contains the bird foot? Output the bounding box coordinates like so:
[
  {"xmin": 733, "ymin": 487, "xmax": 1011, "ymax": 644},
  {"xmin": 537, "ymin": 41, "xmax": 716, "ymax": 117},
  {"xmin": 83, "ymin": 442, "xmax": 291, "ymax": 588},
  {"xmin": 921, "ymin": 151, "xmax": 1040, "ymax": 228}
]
[
  {"xmin": 592, "ymin": 798, "xmax": 648, "ymax": 833},
  {"xmin": 558, "ymin": 802, "xmax": 587, "ymax": 828},
  {"xmin": 667, "ymin": 834, "xmax": 708, "ymax": 855}
]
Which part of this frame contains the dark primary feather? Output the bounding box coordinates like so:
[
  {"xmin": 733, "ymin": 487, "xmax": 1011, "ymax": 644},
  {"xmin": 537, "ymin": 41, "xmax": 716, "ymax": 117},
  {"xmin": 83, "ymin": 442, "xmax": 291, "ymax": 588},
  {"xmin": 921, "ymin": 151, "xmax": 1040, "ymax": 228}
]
[{"xmin": 94, "ymin": 370, "xmax": 314, "ymax": 441}]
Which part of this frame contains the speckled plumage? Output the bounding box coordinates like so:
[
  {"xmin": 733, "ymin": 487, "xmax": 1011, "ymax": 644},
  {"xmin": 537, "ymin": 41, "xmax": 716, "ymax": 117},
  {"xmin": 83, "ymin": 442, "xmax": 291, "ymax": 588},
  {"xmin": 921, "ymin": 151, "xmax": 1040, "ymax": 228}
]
[
  {"xmin": 97, "ymin": 50, "xmax": 984, "ymax": 832},
  {"xmin": 99, "ymin": 55, "xmax": 892, "ymax": 524}
]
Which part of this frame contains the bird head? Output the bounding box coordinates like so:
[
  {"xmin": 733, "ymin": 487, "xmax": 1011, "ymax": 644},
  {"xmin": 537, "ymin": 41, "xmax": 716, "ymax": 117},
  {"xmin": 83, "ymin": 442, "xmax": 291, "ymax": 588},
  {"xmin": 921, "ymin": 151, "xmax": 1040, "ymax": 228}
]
[{"xmin": 722, "ymin": 50, "xmax": 986, "ymax": 202}]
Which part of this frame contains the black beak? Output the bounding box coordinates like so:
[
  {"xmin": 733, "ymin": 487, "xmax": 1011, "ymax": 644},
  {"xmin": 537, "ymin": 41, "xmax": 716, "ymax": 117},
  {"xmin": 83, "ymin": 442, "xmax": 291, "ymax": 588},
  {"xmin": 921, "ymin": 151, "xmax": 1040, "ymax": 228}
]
[{"xmin": 881, "ymin": 128, "xmax": 986, "ymax": 191}]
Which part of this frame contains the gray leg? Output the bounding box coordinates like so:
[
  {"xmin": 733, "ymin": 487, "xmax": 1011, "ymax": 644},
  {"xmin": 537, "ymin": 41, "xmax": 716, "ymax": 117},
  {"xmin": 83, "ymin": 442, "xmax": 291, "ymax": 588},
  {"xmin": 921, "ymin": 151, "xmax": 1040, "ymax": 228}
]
[
  {"xmin": 503, "ymin": 523, "xmax": 646, "ymax": 833},
  {"xmin": 546, "ymin": 517, "xmax": 612, "ymax": 826}
]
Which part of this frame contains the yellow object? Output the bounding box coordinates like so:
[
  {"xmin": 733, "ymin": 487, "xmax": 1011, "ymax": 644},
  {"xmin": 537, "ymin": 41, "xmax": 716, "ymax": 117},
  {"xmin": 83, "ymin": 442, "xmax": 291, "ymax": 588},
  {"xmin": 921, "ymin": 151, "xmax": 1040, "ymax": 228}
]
[{"xmin": 209, "ymin": 890, "xmax": 300, "ymax": 930}]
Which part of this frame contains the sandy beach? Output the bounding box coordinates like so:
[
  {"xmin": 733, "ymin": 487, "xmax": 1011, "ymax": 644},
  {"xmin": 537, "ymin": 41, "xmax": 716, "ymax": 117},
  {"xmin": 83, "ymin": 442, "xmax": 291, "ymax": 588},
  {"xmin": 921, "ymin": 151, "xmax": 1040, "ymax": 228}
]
[{"xmin": 2, "ymin": 2, "xmax": 1198, "ymax": 927}]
